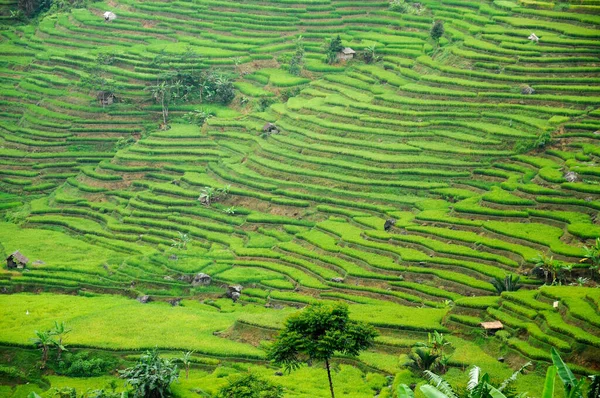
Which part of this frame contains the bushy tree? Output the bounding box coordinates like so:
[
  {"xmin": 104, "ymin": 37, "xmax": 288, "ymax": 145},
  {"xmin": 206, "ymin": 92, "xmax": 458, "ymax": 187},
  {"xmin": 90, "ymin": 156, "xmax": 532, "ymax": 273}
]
[
  {"xmin": 325, "ymin": 35, "xmax": 344, "ymax": 64},
  {"xmin": 267, "ymin": 302, "xmax": 377, "ymax": 398},
  {"xmin": 431, "ymin": 20, "xmax": 445, "ymax": 42},
  {"xmin": 216, "ymin": 374, "xmax": 284, "ymax": 398},
  {"xmin": 289, "ymin": 36, "xmax": 305, "ymax": 76},
  {"xmin": 119, "ymin": 349, "xmax": 179, "ymax": 398}
]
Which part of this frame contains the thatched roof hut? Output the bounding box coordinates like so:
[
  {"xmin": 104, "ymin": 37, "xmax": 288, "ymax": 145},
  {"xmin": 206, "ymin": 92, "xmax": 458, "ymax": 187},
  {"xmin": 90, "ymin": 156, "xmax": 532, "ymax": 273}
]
[
  {"xmin": 480, "ymin": 321, "xmax": 503, "ymax": 334},
  {"xmin": 7, "ymin": 250, "xmax": 29, "ymax": 269},
  {"xmin": 337, "ymin": 47, "xmax": 356, "ymax": 61}
]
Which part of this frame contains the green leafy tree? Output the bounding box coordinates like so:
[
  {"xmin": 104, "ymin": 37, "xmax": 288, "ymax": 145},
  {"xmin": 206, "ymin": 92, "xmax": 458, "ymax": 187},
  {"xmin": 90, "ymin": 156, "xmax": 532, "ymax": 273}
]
[
  {"xmin": 146, "ymin": 80, "xmax": 173, "ymax": 129},
  {"xmin": 431, "ymin": 20, "xmax": 445, "ymax": 42},
  {"xmin": 267, "ymin": 302, "xmax": 377, "ymax": 398},
  {"xmin": 325, "ymin": 35, "xmax": 344, "ymax": 64},
  {"xmin": 31, "ymin": 329, "xmax": 56, "ymax": 369},
  {"xmin": 216, "ymin": 374, "xmax": 284, "ymax": 398},
  {"xmin": 119, "ymin": 349, "xmax": 179, "ymax": 398},
  {"xmin": 289, "ymin": 36, "xmax": 305, "ymax": 76}
]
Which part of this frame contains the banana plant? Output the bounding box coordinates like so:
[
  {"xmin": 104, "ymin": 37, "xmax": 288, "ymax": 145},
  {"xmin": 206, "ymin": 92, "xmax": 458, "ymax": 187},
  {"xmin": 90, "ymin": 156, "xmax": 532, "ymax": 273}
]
[
  {"xmin": 542, "ymin": 348, "xmax": 586, "ymax": 398},
  {"xmin": 397, "ymin": 361, "xmax": 530, "ymax": 398}
]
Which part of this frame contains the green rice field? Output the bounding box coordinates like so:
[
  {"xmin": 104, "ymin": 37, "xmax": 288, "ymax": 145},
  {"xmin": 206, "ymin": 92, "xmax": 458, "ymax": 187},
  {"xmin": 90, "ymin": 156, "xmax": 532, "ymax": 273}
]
[{"xmin": 0, "ymin": 0, "xmax": 599, "ymax": 396}]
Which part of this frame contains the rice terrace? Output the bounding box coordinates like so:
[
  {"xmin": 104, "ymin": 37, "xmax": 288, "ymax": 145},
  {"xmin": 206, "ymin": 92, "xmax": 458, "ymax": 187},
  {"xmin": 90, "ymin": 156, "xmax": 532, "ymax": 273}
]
[{"xmin": 1, "ymin": 0, "xmax": 600, "ymax": 396}]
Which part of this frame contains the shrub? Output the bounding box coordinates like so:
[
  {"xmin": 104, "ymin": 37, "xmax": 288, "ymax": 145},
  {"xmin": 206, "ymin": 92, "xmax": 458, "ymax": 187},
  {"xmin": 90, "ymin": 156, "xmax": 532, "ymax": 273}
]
[{"xmin": 57, "ymin": 351, "xmax": 116, "ymax": 377}]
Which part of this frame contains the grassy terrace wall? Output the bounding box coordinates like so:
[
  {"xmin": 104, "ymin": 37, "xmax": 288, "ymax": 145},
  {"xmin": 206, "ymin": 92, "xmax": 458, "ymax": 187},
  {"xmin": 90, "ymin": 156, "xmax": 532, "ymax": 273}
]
[{"xmin": 1, "ymin": 0, "xmax": 600, "ymax": 395}]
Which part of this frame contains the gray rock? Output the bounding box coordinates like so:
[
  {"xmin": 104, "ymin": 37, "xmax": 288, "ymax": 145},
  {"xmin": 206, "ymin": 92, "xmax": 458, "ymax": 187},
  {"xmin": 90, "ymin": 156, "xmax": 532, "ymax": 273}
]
[
  {"xmin": 226, "ymin": 285, "xmax": 243, "ymax": 301},
  {"xmin": 564, "ymin": 171, "xmax": 578, "ymax": 183},
  {"xmin": 331, "ymin": 277, "xmax": 344, "ymax": 283},
  {"xmin": 192, "ymin": 273, "xmax": 211, "ymax": 286},
  {"xmin": 384, "ymin": 218, "xmax": 396, "ymax": 231},
  {"xmin": 137, "ymin": 295, "xmax": 151, "ymax": 304}
]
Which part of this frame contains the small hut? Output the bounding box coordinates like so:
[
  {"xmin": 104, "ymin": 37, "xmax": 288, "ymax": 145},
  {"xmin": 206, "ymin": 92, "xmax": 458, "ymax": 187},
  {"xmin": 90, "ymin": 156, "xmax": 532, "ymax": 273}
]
[
  {"xmin": 337, "ymin": 47, "xmax": 356, "ymax": 61},
  {"xmin": 528, "ymin": 33, "xmax": 539, "ymax": 42},
  {"xmin": 97, "ymin": 91, "xmax": 115, "ymax": 107},
  {"xmin": 480, "ymin": 321, "xmax": 503, "ymax": 335},
  {"xmin": 103, "ymin": 11, "xmax": 117, "ymax": 22},
  {"xmin": 7, "ymin": 251, "xmax": 29, "ymax": 269},
  {"xmin": 262, "ymin": 123, "xmax": 279, "ymax": 135}
]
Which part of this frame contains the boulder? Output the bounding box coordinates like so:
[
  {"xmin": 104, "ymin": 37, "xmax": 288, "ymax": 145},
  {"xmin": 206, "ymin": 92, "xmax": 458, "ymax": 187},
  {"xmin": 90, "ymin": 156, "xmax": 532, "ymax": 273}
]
[
  {"xmin": 137, "ymin": 295, "xmax": 151, "ymax": 304},
  {"xmin": 226, "ymin": 285, "xmax": 243, "ymax": 302},
  {"xmin": 192, "ymin": 273, "xmax": 212, "ymax": 286},
  {"xmin": 169, "ymin": 298, "xmax": 182, "ymax": 307},
  {"xmin": 168, "ymin": 254, "xmax": 178, "ymax": 261},
  {"xmin": 564, "ymin": 171, "xmax": 578, "ymax": 182},
  {"xmin": 331, "ymin": 277, "xmax": 344, "ymax": 283}
]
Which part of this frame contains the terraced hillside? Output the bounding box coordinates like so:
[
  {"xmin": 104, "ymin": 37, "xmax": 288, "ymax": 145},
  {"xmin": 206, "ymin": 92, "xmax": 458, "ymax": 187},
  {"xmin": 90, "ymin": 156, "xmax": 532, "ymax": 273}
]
[{"xmin": 1, "ymin": 0, "xmax": 600, "ymax": 396}]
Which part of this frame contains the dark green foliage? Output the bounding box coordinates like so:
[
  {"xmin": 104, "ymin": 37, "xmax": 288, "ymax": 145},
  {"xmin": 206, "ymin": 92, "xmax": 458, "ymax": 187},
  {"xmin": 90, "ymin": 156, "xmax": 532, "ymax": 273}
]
[
  {"xmin": 267, "ymin": 302, "xmax": 377, "ymax": 398},
  {"xmin": 491, "ymin": 275, "xmax": 521, "ymax": 295},
  {"xmin": 361, "ymin": 46, "xmax": 380, "ymax": 64},
  {"xmin": 119, "ymin": 349, "xmax": 179, "ymax": 398},
  {"xmin": 325, "ymin": 35, "xmax": 344, "ymax": 64},
  {"xmin": 18, "ymin": 0, "xmax": 51, "ymax": 17},
  {"xmin": 289, "ymin": 36, "xmax": 305, "ymax": 76},
  {"xmin": 588, "ymin": 375, "xmax": 600, "ymax": 398},
  {"xmin": 430, "ymin": 20, "xmax": 445, "ymax": 42},
  {"xmin": 216, "ymin": 374, "xmax": 284, "ymax": 398},
  {"xmin": 56, "ymin": 351, "xmax": 116, "ymax": 377}
]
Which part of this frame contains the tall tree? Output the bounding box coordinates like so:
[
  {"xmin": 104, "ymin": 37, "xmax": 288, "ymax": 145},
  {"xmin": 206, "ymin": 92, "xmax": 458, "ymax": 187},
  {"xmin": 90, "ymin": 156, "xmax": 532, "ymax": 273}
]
[
  {"xmin": 325, "ymin": 35, "xmax": 344, "ymax": 64},
  {"xmin": 431, "ymin": 20, "xmax": 445, "ymax": 42},
  {"xmin": 267, "ymin": 302, "xmax": 377, "ymax": 398}
]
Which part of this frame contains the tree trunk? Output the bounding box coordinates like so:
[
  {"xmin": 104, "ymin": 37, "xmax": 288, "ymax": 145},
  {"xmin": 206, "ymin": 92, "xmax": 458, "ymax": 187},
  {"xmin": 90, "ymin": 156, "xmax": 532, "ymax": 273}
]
[
  {"xmin": 186, "ymin": 366, "xmax": 189, "ymax": 379},
  {"xmin": 325, "ymin": 358, "xmax": 335, "ymax": 398},
  {"xmin": 57, "ymin": 337, "xmax": 63, "ymax": 361},
  {"xmin": 161, "ymin": 95, "xmax": 167, "ymax": 128},
  {"xmin": 41, "ymin": 346, "xmax": 48, "ymax": 369}
]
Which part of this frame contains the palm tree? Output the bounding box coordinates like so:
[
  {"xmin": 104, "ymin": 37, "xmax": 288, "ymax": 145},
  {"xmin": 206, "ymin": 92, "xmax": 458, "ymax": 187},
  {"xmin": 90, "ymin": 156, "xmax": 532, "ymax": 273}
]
[
  {"xmin": 31, "ymin": 330, "xmax": 56, "ymax": 369},
  {"xmin": 50, "ymin": 321, "xmax": 71, "ymax": 361}
]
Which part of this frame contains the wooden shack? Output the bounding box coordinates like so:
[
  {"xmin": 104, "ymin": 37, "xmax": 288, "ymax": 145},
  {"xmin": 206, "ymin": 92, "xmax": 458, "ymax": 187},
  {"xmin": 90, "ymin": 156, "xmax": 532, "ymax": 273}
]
[{"xmin": 7, "ymin": 250, "xmax": 29, "ymax": 269}]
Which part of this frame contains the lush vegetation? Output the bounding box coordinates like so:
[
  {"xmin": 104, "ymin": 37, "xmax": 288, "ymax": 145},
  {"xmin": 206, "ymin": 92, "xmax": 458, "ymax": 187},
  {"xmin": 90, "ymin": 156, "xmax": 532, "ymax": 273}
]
[{"xmin": 0, "ymin": 0, "xmax": 599, "ymax": 395}]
